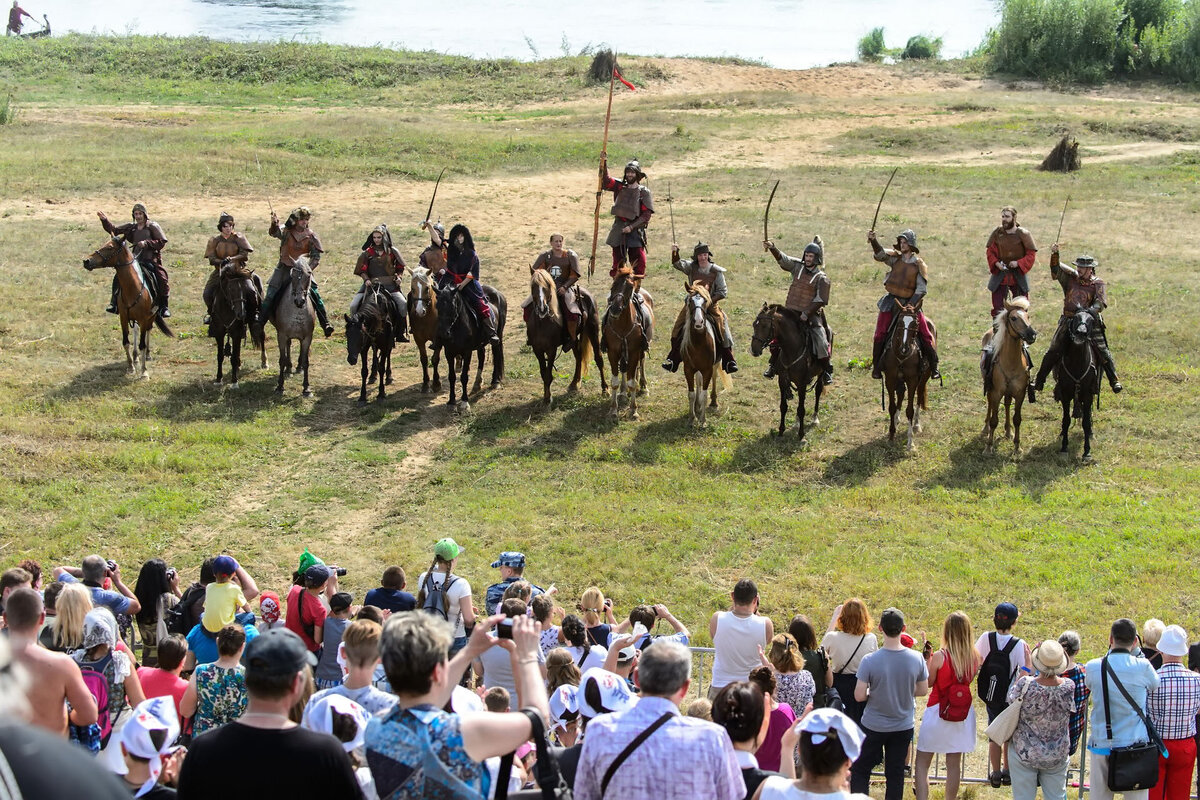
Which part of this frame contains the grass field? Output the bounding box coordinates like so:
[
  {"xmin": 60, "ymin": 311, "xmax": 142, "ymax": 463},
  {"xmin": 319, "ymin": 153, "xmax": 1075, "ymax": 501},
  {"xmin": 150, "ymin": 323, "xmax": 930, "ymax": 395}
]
[{"xmin": 1, "ymin": 36, "xmax": 1198, "ymax": 677}]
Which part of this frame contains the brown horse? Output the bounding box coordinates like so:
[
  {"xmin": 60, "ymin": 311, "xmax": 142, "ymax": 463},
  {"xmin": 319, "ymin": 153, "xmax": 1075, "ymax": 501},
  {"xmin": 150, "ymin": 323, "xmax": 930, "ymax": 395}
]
[
  {"xmin": 345, "ymin": 280, "xmax": 393, "ymax": 405},
  {"xmin": 271, "ymin": 256, "xmax": 316, "ymax": 397},
  {"xmin": 981, "ymin": 296, "xmax": 1037, "ymax": 456},
  {"xmin": 750, "ymin": 303, "xmax": 826, "ymax": 442},
  {"xmin": 678, "ymin": 282, "xmax": 731, "ymax": 427},
  {"xmin": 603, "ymin": 267, "xmax": 654, "ymax": 420},
  {"xmin": 83, "ymin": 237, "xmax": 174, "ymax": 379},
  {"xmin": 882, "ymin": 310, "xmax": 936, "ymax": 453},
  {"xmin": 209, "ymin": 262, "xmax": 266, "ymax": 388},
  {"xmin": 526, "ymin": 269, "xmax": 607, "ymax": 406},
  {"xmin": 407, "ymin": 266, "xmax": 441, "ymax": 393}
]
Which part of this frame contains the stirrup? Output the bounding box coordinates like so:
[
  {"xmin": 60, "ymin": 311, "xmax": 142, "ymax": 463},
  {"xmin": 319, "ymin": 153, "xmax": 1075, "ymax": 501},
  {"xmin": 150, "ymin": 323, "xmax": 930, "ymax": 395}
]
[
  {"xmin": 723, "ymin": 360, "xmax": 738, "ymax": 374},
  {"xmin": 323, "ymin": 324, "xmax": 335, "ymax": 338},
  {"xmin": 160, "ymin": 307, "xmax": 171, "ymax": 318},
  {"xmin": 1111, "ymin": 380, "xmax": 1123, "ymax": 393},
  {"xmin": 105, "ymin": 304, "xmax": 118, "ymax": 314},
  {"xmin": 203, "ymin": 314, "xmax": 212, "ymax": 325},
  {"xmin": 763, "ymin": 365, "xmax": 777, "ymax": 379},
  {"xmin": 661, "ymin": 357, "xmax": 679, "ymax": 373}
]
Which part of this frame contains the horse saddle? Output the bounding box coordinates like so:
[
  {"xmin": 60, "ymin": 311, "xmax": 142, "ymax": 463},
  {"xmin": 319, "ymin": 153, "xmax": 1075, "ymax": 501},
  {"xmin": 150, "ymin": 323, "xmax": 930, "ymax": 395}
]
[{"xmin": 131, "ymin": 260, "xmax": 162, "ymax": 306}]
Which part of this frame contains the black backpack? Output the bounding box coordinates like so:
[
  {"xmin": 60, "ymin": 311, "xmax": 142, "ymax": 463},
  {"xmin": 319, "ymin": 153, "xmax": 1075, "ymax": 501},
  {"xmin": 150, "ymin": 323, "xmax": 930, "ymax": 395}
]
[
  {"xmin": 977, "ymin": 631, "xmax": 1019, "ymax": 705},
  {"xmin": 420, "ymin": 572, "xmax": 458, "ymax": 620}
]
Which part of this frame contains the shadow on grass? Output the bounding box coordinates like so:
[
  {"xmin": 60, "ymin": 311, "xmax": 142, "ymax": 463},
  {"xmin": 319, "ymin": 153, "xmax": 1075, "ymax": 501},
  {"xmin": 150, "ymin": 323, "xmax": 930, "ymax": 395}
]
[
  {"xmin": 48, "ymin": 361, "xmax": 133, "ymax": 401},
  {"xmin": 148, "ymin": 371, "xmax": 282, "ymax": 423},
  {"xmin": 630, "ymin": 414, "xmax": 694, "ymax": 464},
  {"xmin": 922, "ymin": 436, "xmax": 1085, "ymax": 499},
  {"xmin": 454, "ymin": 391, "xmax": 615, "ymax": 457},
  {"xmin": 822, "ymin": 438, "xmax": 908, "ymax": 486},
  {"xmin": 724, "ymin": 428, "xmax": 812, "ymax": 474},
  {"xmin": 293, "ymin": 380, "xmax": 440, "ymax": 435}
]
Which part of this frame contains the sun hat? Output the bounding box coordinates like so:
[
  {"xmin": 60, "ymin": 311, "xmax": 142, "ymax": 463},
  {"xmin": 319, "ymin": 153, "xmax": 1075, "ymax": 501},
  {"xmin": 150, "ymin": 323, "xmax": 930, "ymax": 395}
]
[
  {"xmin": 549, "ymin": 684, "xmax": 580, "ymax": 726},
  {"xmin": 102, "ymin": 697, "xmax": 180, "ymax": 797},
  {"xmin": 1158, "ymin": 625, "xmax": 1189, "ymax": 658},
  {"xmin": 302, "ymin": 694, "xmax": 370, "ymax": 752},
  {"xmin": 1032, "ymin": 640, "xmax": 1069, "ymax": 676},
  {"xmin": 578, "ymin": 668, "xmax": 638, "ymax": 719},
  {"xmin": 795, "ymin": 707, "xmax": 866, "ymax": 762}
]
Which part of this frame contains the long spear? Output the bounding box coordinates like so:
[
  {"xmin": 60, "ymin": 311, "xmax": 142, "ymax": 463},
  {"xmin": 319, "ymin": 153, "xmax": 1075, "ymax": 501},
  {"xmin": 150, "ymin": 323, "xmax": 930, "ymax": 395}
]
[
  {"xmin": 1055, "ymin": 195, "xmax": 1070, "ymax": 244},
  {"xmin": 588, "ymin": 63, "xmax": 618, "ymax": 279}
]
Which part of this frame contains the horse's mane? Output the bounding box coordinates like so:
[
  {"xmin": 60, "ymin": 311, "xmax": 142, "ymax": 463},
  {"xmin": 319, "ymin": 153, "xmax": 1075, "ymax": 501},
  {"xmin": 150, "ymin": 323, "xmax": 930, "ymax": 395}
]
[
  {"xmin": 687, "ymin": 280, "xmax": 711, "ymax": 303},
  {"xmin": 991, "ymin": 296, "xmax": 1030, "ymax": 362},
  {"xmin": 410, "ymin": 265, "xmax": 431, "ymax": 288},
  {"xmin": 531, "ymin": 269, "xmax": 561, "ymax": 323},
  {"xmin": 293, "ymin": 255, "xmax": 311, "ymax": 272}
]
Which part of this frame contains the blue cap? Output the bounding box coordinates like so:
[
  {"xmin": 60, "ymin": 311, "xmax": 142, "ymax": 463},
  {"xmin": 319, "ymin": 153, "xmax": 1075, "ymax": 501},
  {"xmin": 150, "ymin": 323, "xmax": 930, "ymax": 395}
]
[
  {"xmin": 304, "ymin": 564, "xmax": 332, "ymax": 585},
  {"xmin": 995, "ymin": 602, "xmax": 1019, "ymax": 623},
  {"xmin": 212, "ymin": 555, "xmax": 238, "ymax": 576},
  {"xmin": 491, "ymin": 551, "xmax": 526, "ymax": 569}
]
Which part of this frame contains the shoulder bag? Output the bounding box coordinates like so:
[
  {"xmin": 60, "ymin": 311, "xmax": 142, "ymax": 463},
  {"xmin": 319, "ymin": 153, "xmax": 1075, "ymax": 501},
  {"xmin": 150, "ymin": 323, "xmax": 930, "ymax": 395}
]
[
  {"xmin": 1102, "ymin": 656, "xmax": 1165, "ymax": 792},
  {"xmin": 495, "ymin": 708, "xmax": 575, "ymax": 800},
  {"xmin": 985, "ymin": 678, "xmax": 1032, "ymax": 744}
]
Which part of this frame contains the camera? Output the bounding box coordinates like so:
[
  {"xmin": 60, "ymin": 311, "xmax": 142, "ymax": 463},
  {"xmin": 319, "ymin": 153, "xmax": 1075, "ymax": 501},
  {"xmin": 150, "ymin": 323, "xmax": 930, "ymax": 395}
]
[
  {"xmin": 496, "ymin": 619, "xmax": 514, "ymax": 640},
  {"xmin": 166, "ymin": 568, "xmax": 177, "ymax": 580},
  {"xmin": 106, "ymin": 559, "xmax": 117, "ymax": 573},
  {"xmin": 335, "ymin": 567, "xmax": 348, "ymax": 577}
]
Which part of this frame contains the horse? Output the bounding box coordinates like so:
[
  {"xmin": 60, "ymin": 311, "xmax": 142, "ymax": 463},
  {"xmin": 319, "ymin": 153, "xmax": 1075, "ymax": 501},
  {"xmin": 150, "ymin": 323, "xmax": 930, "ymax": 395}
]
[
  {"xmin": 83, "ymin": 237, "xmax": 174, "ymax": 380},
  {"xmin": 678, "ymin": 282, "xmax": 731, "ymax": 428},
  {"xmin": 750, "ymin": 303, "xmax": 826, "ymax": 442},
  {"xmin": 435, "ymin": 280, "xmax": 506, "ymax": 411},
  {"xmin": 980, "ymin": 296, "xmax": 1037, "ymax": 456},
  {"xmin": 881, "ymin": 310, "xmax": 936, "ymax": 453},
  {"xmin": 1052, "ymin": 309, "xmax": 1101, "ymax": 462},
  {"xmin": 345, "ymin": 280, "xmax": 394, "ymax": 405},
  {"xmin": 602, "ymin": 267, "xmax": 654, "ymax": 420},
  {"xmin": 526, "ymin": 269, "xmax": 607, "ymax": 406},
  {"xmin": 407, "ymin": 266, "xmax": 441, "ymax": 393},
  {"xmin": 208, "ymin": 262, "xmax": 265, "ymax": 388},
  {"xmin": 270, "ymin": 255, "xmax": 316, "ymax": 397}
]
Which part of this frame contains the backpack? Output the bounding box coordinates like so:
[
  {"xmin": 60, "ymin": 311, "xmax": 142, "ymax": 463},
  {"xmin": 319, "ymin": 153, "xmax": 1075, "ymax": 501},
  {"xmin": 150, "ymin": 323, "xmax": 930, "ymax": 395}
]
[
  {"xmin": 420, "ymin": 572, "xmax": 458, "ymax": 620},
  {"xmin": 977, "ymin": 631, "xmax": 1019, "ymax": 705},
  {"xmin": 77, "ymin": 654, "xmax": 113, "ymax": 747},
  {"xmin": 164, "ymin": 598, "xmax": 190, "ymax": 636},
  {"xmin": 937, "ymin": 652, "xmax": 974, "ymax": 722},
  {"xmin": 171, "ymin": 583, "xmax": 206, "ymax": 635}
]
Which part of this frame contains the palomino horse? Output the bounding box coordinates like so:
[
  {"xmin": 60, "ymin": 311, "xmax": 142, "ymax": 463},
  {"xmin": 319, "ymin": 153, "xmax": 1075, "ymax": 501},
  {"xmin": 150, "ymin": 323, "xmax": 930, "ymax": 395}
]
[
  {"xmin": 526, "ymin": 269, "xmax": 607, "ymax": 406},
  {"xmin": 1053, "ymin": 309, "xmax": 1101, "ymax": 462},
  {"xmin": 407, "ymin": 266, "xmax": 441, "ymax": 393},
  {"xmin": 209, "ymin": 262, "xmax": 265, "ymax": 387},
  {"xmin": 435, "ymin": 281, "xmax": 506, "ymax": 410},
  {"xmin": 678, "ymin": 282, "xmax": 731, "ymax": 428},
  {"xmin": 882, "ymin": 310, "xmax": 936, "ymax": 453},
  {"xmin": 345, "ymin": 280, "xmax": 394, "ymax": 405},
  {"xmin": 83, "ymin": 237, "xmax": 174, "ymax": 379},
  {"xmin": 603, "ymin": 267, "xmax": 654, "ymax": 420},
  {"xmin": 980, "ymin": 296, "xmax": 1037, "ymax": 456},
  {"xmin": 270, "ymin": 255, "xmax": 316, "ymax": 397},
  {"xmin": 750, "ymin": 303, "xmax": 826, "ymax": 442}
]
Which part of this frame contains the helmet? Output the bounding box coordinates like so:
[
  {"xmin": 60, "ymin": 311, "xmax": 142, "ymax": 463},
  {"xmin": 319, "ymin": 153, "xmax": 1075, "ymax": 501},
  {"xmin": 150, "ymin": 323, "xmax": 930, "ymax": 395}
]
[
  {"xmin": 1071, "ymin": 255, "xmax": 1098, "ymax": 270},
  {"xmin": 896, "ymin": 229, "xmax": 918, "ymax": 252},
  {"xmin": 802, "ymin": 237, "xmax": 824, "ymax": 266},
  {"xmin": 285, "ymin": 206, "xmax": 312, "ymax": 228},
  {"xmin": 623, "ymin": 160, "xmax": 646, "ymax": 182},
  {"xmin": 131, "ymin": 203, "xmax": 148, "ymax": 220},
  {"xmin": 692, "ymin": 241, "xmax": 711, "ymax": 260},
  {"xmin": 433, "ymin": 222, "xmax": 445, "ymax": 237},
  {"xmin": 217, "ymin": 212, "xmax": 235, "ymax": 231},
  {"xmin": 363, "ymin": 223, "xmax": 391, "ymax": 252}
]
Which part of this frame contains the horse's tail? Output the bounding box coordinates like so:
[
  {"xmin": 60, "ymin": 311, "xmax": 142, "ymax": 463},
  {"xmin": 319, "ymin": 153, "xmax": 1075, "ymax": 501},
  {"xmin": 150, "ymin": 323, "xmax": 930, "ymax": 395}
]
[
  {"xmin": 918, "ymin": 377, "xmax": 928, "ymax": 410},
  {"xmin": 579, "ymin": 335, "xmax": 592, "ymax": 379},
  {"xmin": 719, "ymin": 365, "xmax": 733, "ymax": 392},
  {"xmin": 251, "ymin": 321, "xmax": 265, "ymax": 351},
  {"xmin": 155, "ymin": 316, "xmax": 175, "ymax": 339}
]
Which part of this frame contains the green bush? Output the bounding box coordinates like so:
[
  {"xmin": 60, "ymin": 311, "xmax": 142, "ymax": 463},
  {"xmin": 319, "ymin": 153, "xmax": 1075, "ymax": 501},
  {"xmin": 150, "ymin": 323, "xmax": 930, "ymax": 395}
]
[
  {"xmin": 1164, "ymin": 0, "xmax": 1200, "ymax": 82},
  {"xmin": 0, "ymin": 94, "xmax": 14, "ymax": 125},
  {"xmin": 988, "ymin": 0, "xmax": 1123, "ymax": 82},
  {"xmin": 901, "ymin": 35, "xmax": 944, "ymax": 60},
  {"xmin": 858, "ymin": 28, "xmax": 887, "ymax": 62}
]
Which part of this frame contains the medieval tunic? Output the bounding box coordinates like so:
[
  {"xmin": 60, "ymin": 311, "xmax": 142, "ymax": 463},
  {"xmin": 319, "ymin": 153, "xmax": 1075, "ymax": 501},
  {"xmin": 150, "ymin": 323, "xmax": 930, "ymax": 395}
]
[
  {"xmin": 437, "ymin": 227, "xmax": 491, "ymax": 319},
  {"xmin": 871, "ymin": 242, "xmax": 933, "ymax": 346},
  {"xmin": 986, "ymin": 225, "xmax": 1037, "ymax": 315},
  {"xmin": 773, "ymin": 248, "xmax": 832, "ymax": 357},
  {"xmin": 352, "ymin": 245, "xmax": 408, "ymax": 318},
  {"xmin": 671, "ymin": 256, "xmax": 733, "ymax": 348},
  {"xmin": 100, "ymin": 215, "xmax": 169, "ymax": 300},
  {"xmin": 529, "ymin": 249, "xmax": 584, "ymax": 317},
  {"xmin": 601, "ymin": 171, "xmax": 653, "ymax": 276},
  {"xmin": 419, "ymin": 244, "xmax": 447, "ymax": 272},
  {"xmin": 266, "ymin": 220, "xmax": 323, "ymax": 295},
  {"xmin": 203, "ymin": 231, "xmax": 255, "ymax": 307}
]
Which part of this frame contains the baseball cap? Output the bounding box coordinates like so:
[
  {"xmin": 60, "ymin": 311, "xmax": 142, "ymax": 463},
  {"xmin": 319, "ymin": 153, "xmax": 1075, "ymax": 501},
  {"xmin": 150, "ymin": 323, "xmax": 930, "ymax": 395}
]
[
  {"xmin": 330, "ymin": 592, "xmax": 353, "ymax": 613},
  {"xmin": 243, "ymin": 628, "xmax": 317, "ymax": 677},
  {"xmin": 995, "ymin": 602, "xmax": 1019, "ymax": 625},
  {"xmin": 1158, "ymin": 625, "xmax": 1189, "ymax": 657},
  {"xmin": 578, "ymin": 668, "xmax": 638, "ymax": 718},
  {"xmin": 491, "ymin": 551, "xmax": 526, "ymax": 569},
  {"xmin": 434, "ymin": 538, "xmax": 464, "ymax": 561},
  {"xmin": 212, "ymin": 555, "xmax": 238, "ymax": 576},
  {"xmin": 304, "ymin": 564, "xmax": 332, "ymax": 585},
  {"xmin": 301, "ymin": 694, "xmax": 370, "ymax": 753},
  {"xmin": 102, "ymin": 697, "xmax": 180, "ymax": 795},
  {"xmin": 879, "ymin": 607, "xmax": 905, "ymax": 636}
]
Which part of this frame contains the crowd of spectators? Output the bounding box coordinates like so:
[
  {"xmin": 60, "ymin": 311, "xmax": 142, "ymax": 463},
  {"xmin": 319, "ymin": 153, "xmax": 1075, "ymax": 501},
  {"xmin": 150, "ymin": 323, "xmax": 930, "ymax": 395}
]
[{"xmin": 2, "ymin": 544, "xmax": 1199, "ymax": 800}]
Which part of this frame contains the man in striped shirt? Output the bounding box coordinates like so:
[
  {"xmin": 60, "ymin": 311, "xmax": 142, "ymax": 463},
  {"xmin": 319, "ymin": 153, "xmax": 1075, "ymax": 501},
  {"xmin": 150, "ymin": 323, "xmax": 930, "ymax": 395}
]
[{"xmin": 1147, "ymin": 625, "xmax": 1200, "ymax": 800}]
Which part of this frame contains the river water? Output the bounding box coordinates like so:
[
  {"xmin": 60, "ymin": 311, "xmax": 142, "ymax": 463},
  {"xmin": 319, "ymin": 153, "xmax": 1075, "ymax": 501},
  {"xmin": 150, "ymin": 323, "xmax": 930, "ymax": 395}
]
[{"xmin": 32, "ymin": 0, "xmax": 998, "ymax": 70}]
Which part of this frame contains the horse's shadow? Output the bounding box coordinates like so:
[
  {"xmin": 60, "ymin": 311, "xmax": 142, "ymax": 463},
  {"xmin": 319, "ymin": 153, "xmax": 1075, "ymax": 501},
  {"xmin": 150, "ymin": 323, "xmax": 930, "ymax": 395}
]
[
  {"xmin": 821, "ymin": 438, "xmax": 908, "ymax": 486},
  {"xmin": 630, "ymin": 416, "xmax": 694, "ymax": 464},
  {"xmin": 922, "ymin": 437, "xmax": 1085, "ymax": 499},
  {"xmin": 148, "ymin": 373, "xmax": 281, "ymax": 424},
  {"xmin": 291, "ymin": 381, "xmax": 438, "ymax": 435},
  {"xmin": 724, "ymin": 430, "xmax": 813, "ymax": 474},
  {"xmin": 456, "ymin": 393, "xmax": 612, "ymax": 458},
  {"xmin": 47, "ymin": 362, "xmax": 133, "ymax": 402}
]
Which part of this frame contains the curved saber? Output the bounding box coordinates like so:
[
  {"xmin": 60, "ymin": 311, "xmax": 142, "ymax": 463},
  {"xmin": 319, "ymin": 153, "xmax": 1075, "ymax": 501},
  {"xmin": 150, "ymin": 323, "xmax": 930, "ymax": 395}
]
[
  {"xmin": 421, "ymin": 167, "xmax": 448, "ymax": 227},
  {"xmin": 871, "ymin": 167, "xmax": 899, "ymax": 232},
  {"xmin": 1055, "ymin": 195, "xmax": 1070, "ymax": 243},
  {"xmin": 763, "ymin": 179, "xmax": 780, "ymax": 251}
]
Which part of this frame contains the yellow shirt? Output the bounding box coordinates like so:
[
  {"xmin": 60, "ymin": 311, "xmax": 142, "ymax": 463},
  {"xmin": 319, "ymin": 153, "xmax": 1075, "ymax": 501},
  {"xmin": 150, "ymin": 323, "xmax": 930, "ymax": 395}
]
[{"xmin": 202, "ymin": 580, "xmax": 247, "ymax": 633}]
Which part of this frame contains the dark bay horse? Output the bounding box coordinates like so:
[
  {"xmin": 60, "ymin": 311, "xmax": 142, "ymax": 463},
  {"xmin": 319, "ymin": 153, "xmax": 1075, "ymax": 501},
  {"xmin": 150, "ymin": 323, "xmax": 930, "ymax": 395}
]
[
  {"xmin": 603, "ymin": 267, "xmax": 654, "ymax": 421},
  {"xmin": 882, "ymin": 310, "xmax": 936, "ymax": 453},
  {"xmin": 208, "ymin": 262, "xmax": 265, "ymax": 387},
  {"xmin": 526, "ymin": 268, "xmax": 606, "ymax": 406},
  {"xmin": 270, "ymin": 256, "xmax": 316, "ymax": 397},
  {"xmin": 1053, "ymin": 309, "xmax": 1101, "ymax": 461},
  {"xmin": 678, "ymin": 282, "xmax": 730, "ymax": 427},
  {"xmin": 345, "ymin": 280, "xmax": 394, "ymax": 405},
  {"xmin": 435, "ymin": 280, "xmax": 506, "ymax": 410},
  {"xmin": 84, "ymin": 237, "xmax": 174, "ymax": 379},
  {"xmin": 981, "ymin": 296, "xmax": 1037, "ymax": 456},
  {"xmin": 750, "ymin": 303, "xmax": 825, "ymax": 441},
  {"xmin": 407, "ymin": 266, "xmax": 441, "ymax": 393}
]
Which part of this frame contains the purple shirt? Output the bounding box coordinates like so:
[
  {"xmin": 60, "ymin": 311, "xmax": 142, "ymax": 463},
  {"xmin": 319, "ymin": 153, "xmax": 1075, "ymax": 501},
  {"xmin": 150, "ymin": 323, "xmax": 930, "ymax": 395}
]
[{"xmin": 575, "ymin": 695, "xmax": 745, "ymax": 800}]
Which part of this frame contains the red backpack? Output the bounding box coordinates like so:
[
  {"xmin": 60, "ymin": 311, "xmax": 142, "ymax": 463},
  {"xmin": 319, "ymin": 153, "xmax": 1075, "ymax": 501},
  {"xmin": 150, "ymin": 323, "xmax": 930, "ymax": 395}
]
[{"xmin": 938, "ymin": 652, "xmax": 974, "ymax": 722}]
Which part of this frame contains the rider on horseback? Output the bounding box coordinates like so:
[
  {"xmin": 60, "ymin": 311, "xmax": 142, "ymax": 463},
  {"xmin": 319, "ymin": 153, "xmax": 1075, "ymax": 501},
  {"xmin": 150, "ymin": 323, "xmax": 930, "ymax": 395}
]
[
  {"xmin": 763, "ymin": 237, "xmax": 833, "ymax": 385},
  {"xmin": 981, "ymin": 206, "xmax": 1037, "ymax": 390},
  {"xmin": 202, "ymin": 212, "xmax": 258, "ymax": 325},
  {"xmin": 98, "ymin": 203, "xmax": 170, "ymax": 318},
  {"xmin": 429, "ymin": 223, "xmax": 500, "ymax": 344},
  {"xmin": 260, "ymin": 207, "xmax": 336, "ymax": 338},
  {"xmin": 601, "ymin": 159, "xmax": 654, "ymax": 292},
  {"xmin": 524, "ymin": 234, "xmax": 586, "ymax": 351},
  {"xmin": 869, "ymin": 228, "xmax": 939, "ymax": 380},
  {"xmin": 662, "ymin": 242, "xmax": 738, "ymax": 374},
  {"xmin": 419, "ymin": 221, "xmax": 447, "ymax": 271},
  {"xmin": 351, "ymin": 224, "xmax": 409, "ymax": 343},
  {"xmin": 1032, "ymin": 246, "xmax": 1122, "ymax": 396}
]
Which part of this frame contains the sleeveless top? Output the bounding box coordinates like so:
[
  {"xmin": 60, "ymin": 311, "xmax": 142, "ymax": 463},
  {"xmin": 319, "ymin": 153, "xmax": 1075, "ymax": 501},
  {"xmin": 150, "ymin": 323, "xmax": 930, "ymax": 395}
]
[
  {"xmin": 711, "ymin": 612, "xmax": 770, "ymax": 688},
  {"xmin": 928, "ymin": 651, "xmax": 974, "ymax": 708}
]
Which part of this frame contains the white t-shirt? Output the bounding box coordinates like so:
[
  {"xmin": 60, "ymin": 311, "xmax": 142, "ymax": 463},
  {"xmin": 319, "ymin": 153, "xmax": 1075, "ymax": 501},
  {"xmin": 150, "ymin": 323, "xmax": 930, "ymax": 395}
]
[
  {"xmin": 478, "ymin": 633, "xmax": 547, "ymax": 709},
  {"xmin": 417, "ymin": 571, "xmax": 473, "ymax": 638},
  {"xmin": 821, "ymin": 631, "xmax": 879, "ymax": 675},
  {"xmin": 757, "ymin": 777, "xmax": 872, "ymax": 800},
  {"xmin": 563, "ymin": 644, "xmax": 608, "ymax": 673},
  {"xmin": 711, "ymin": 611, "xmax": 770, "ymax": 689},
  {"xmin": 975, "ymin": 632, "xmax": 1029, "ymax": 700}
]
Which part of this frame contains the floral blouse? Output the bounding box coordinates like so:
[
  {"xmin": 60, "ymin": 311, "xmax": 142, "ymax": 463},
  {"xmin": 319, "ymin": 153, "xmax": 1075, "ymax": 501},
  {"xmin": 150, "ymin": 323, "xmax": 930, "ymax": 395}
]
[
  {"xmin": 775, "ymin": 670, "xmax": 816, "ymax": 714},
  {"xmin": 193, "ymin": 663, "xmax": 248, "ymax": 737},
  {"xmin": 1008, "ymin": 675, "xmax": 1076, "ymax": 769}
]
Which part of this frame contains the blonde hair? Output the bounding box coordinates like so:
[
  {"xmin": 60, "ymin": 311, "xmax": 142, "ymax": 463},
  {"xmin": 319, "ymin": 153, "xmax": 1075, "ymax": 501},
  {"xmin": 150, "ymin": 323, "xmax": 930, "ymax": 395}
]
[
  {"xmin": 52, "ymin": 583, "xmax": 93, "ymax": 651},
  {"xmin": 341, "ymin": 619, "xmax": 382, "ymax": 668},
  {"xmin": 836, "ymin": 598, "xmax": 873, "ymax": 636},
  {"xmin": 685, "ymin": 698, "xmax": 713, "ymax": 720},
  {"xmin": 768, "ymin": 633, "xmax": 804, "ymax": 673},
  {"xmin": 1143, "ymin": 619, "xmax": 1165, "ymax": 648},
  {"xmin": 546, "ymin": 648, "xmax": 581, "ymax": 693},
  {"xmin": 580, "ymin": 587, "xmax": 604, "ymax": 627},
  {"xmin": 942, "ymin": 611, "xmax": 980, "ymax": 682}
]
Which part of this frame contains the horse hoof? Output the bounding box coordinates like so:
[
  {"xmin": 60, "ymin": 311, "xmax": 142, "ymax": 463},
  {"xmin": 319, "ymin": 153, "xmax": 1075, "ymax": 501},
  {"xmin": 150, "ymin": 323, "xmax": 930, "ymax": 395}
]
[
  {"xmin": 358, "ymin": 399, "xmax": 367, "ymax": 407},
  {"xmin": 229, "ymin": 382, "xmax": 239, "ymax": 390},
  {"xmin": 457, "ymin": 401, "xmax": 471, "ymax": 413},
  {"xmin": 433, "ymin": 382, "xmax": 442, "ymax": 391},
  {"xmin": 914, "ymin": 423, "xmax": 923, "ymax": 434},
  {"xmin": 421, "ymin": 384, "xmax": 430, "ymax": 393},
  {"xmin": 810, "ymin": 416, "xmax": 820, "ymax": 428},
  {"xmin": 490, "ymin": 380, "xmax": 502, "ymax": 389},
  {"xmin": 386, "ymin": 377, "xmax": 393, "ymax": 385},
  {"xmin": 212, "ymin": 379, "xmax": 223, "ymax": 386},
  {"xmin": 567, "ymin": 384, "xmax": 579, "ymax": 395},
  {"xmin": 799, "ymin": 437, "xmax": 809, "ymax": 448},
  {"xmin": 1082, "ymin": 453, "xmax": 1095, "ymax": 465},
  {"xmin": 302, "ymin": 390, "xmax": 313, "ymax": 398},
  {"xmin": 630, "ymin": 411, "xmax": 640, "ymax": 421},
  {"xmin": 275, "ymin": 387, "xmax": 284, "ymax": 395}
]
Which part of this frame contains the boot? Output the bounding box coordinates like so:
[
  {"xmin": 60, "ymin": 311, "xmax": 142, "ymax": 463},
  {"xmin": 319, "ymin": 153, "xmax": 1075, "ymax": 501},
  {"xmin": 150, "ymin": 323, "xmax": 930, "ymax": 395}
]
[
  {"xmin": 821, "ymin": 361, "xmax": 833, "ymax": 385},
  {"xmin": 1100, "ymin": 348, "xmax": 1123, "ymax": 393},
  {"xmin": 764, "ymin": 349, "xmax": 779, "ymax": 379},
  {"xmin": 922, "ymin": 342, "xmax": 941, "ymax": 380},
  {"xmin": 106, "ymin": 277, "xmax": 119, "ymax": 314},
  {"xmin": 871, "ymin": 338, "xmax": 886, "ymax": 379},
  {"xmin": 259, "ymin": 286, "xmax": 278, "ymax": 324},
  {"xmin": 722, "ymin": 347, "xmax": 738, "ymax": 374},
  {"xmin": 481, "ymin": 312, "xmax": 500, "ymax": 344},
  {"xmin": 562, "ymin": 318, "xmax": 578, "ymax": 353},
  {"xmin": 661, "ymin": 335, "xmax": 681, "ymax": 372},
  {"xmin": 394, "ymin": 312, "xmax": 409, "ymax": 343},
  {"xmin": 1033, "ymin": 359, "xmax": 1053, "ymax": 392},
  {"xmin": 981, "ymin": 346, "xmax": 994, "ymax": 394},
  {"xmin": 159, "ymin": 295, "xmax": 171, "ymax": 319},
  {"xmin": 311, "ymin": 287, "xmax": 335, "ymax": 337}
]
